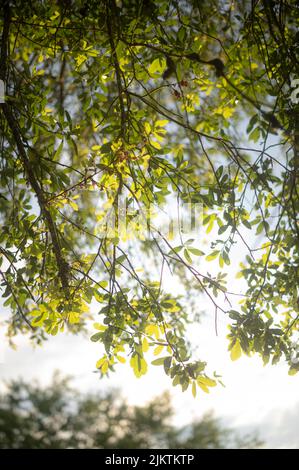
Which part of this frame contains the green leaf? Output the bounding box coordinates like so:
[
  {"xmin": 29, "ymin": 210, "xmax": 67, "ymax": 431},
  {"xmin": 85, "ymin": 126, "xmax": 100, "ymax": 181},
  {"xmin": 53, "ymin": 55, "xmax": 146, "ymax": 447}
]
[
  {"xmin": 242, "ymin": 219, "xmax": 252, "ymax": 229},
  {"xmin": 198, "ymin": 376, "xmax": 217, "ymax": 387},
  {"xmin": 130, "ymin": 354, "xmax": 148, "ymax": 378},
  {"xmin": 206, "ymin": 251, "xmax": 219, "ymax": 261},
  {"xmin": 90, "ymin": 332, "xmax": 102, "ymax": 342},
  {"xmin": 218, "ymin": 225, "xmax": 228, "ymax": 235},
  {"xmin": 163, "ymin": 356, "xmax": 172, "ymax": 373},
  {"xmin": 152, "ymin": 356, "xmax": 170, "ymax": 366},
  {"xmin": 188, "ymin": 247, "xmax": 204, "ymax": 256},
  {"xmin": 148, "ymin": 58, "xmax": 166, "ymax": 75},
  {"xmin": 184, "ymin": 249, "xmax": 192, "ymax": 264}
]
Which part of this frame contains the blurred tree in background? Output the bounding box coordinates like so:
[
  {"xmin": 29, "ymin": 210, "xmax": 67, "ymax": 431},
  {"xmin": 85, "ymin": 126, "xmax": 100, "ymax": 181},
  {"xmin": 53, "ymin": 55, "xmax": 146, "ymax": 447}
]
[{"xmin": 0, "ymin": 374, "xmax": 261, "ymax": 449}]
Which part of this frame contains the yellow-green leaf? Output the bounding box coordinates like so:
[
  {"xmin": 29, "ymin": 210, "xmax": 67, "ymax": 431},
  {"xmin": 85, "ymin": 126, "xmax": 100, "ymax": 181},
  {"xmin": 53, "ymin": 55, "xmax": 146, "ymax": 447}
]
[
  {"xmin": 96, "ymin": 357, "xmax": 106, "ymax": 369},
  {"xmin": 206, "ymin": 250, "xmax": 219, "ymax": 261},
  {"xmin": 197, "ymin": 382, "xmax": 210, "ymax": 393},
  {"xmin": 148, "ymin": 58, "xmax": 166, "ymax": 75},
  {"xmin": 142, "ymin": 337, "xmax": 149, "ymax": 352},
  {"xmin": 198, "ymin": 376, "xmax": 217, "ymax": 387},
  {"xmin": 116, "ymin": 355, "xmax": 126, "ymax": 364},
  {"xmin": 230, "ymin": 341, "xmax": 242, "ymax": 361},
  {"xmin": 153, "ymin": 344, "xmax": 164, "ymax": 356},
  {"xmin": 130, "ymin": 354, "xmax": 148, "ymax": 378}
]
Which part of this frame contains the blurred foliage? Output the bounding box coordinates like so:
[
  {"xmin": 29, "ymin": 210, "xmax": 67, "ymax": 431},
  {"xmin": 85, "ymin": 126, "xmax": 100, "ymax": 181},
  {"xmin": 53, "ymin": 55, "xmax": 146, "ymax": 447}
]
[
  {"xmin": 0, "ymin": 374, "xmax": 261, "ymax": 449},
  {"xmin": 0, "ymin": 0, "xmax": 299, "ymax": 391}
]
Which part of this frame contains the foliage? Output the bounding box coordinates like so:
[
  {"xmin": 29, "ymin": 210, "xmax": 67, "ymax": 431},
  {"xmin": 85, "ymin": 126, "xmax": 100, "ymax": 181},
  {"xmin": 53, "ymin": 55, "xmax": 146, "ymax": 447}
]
[
  {"xmin": 0, "ymin": 374, "xmax": 261, "ymax": 449},
  {"xmin": 0, "ymin": 0, "xmax": 299, "ymax": 392}
]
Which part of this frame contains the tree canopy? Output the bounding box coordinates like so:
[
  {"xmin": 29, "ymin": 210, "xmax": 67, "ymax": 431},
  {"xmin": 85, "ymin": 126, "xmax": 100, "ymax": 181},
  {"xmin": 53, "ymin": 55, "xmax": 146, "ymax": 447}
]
[
  {"xmin": 0, "ymin": 374, "xmax": 261, "ymax": 448},
  {"xmin": 0, "ymin": 0, "xmax": 299, "ymax": 394}
]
